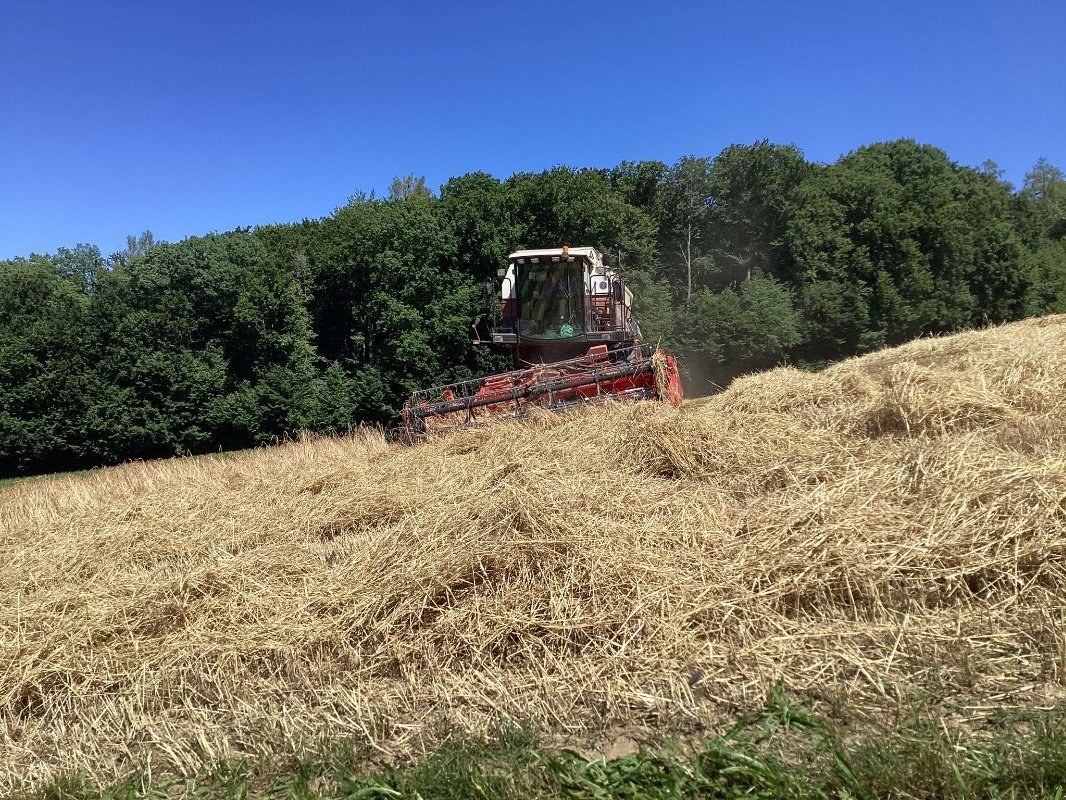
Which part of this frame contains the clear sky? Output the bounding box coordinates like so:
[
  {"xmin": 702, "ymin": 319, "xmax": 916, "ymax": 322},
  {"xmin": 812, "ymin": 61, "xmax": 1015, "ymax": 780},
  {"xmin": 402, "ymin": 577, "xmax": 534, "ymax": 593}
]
[{"xmin": 2, "ymin": 0, "xmax": 1063, "ymax": 260}]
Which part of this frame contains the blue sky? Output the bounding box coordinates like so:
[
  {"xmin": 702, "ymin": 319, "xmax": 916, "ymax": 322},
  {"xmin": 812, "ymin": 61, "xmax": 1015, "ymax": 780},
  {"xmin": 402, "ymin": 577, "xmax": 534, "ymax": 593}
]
[{"xmin": 2, "ymin": 0, "xmax": 1063, "ymax": 260}]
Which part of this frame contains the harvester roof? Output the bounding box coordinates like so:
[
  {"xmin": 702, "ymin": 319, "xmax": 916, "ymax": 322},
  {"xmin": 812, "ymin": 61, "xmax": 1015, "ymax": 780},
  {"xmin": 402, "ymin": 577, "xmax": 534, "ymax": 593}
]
[{"xmin": 508, "ymin": 246, "xmax": 600, "ymax": 263}]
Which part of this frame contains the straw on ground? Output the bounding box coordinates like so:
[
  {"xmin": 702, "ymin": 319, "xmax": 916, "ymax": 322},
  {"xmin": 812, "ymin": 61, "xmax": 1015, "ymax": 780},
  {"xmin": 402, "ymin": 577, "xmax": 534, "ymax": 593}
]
[{"xmin": 1, "ymin": 315, "xmax": 1064, "ymax": 791}]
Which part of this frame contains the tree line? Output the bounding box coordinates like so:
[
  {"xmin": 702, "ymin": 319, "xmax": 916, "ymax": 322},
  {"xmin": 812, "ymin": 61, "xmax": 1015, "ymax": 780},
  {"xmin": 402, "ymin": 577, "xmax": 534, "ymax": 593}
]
[{"xmin": 1, "ymin": 140, "xmax": 1063, "ymax": 477}]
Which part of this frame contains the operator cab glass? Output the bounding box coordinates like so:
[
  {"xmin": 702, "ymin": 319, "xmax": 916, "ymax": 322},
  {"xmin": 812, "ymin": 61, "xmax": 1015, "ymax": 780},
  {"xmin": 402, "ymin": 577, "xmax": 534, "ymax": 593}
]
[{"xmin": 515, "ymin": 258, "xmax": 586, "ymax": 339}]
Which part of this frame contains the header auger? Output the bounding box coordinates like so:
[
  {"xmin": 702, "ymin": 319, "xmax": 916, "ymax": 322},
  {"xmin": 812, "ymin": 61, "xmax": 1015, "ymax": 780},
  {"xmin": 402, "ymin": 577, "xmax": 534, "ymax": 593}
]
[{"xmin": 401, "ymin": 246, "xmax": 682, "ymax": 437}]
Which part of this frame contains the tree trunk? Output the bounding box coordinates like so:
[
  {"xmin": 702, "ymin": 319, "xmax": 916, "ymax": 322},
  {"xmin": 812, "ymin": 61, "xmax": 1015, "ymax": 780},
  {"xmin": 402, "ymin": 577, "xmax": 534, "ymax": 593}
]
[{"xmin": 686, "ymin": 223, "xmax": 693, "ymax": 301}]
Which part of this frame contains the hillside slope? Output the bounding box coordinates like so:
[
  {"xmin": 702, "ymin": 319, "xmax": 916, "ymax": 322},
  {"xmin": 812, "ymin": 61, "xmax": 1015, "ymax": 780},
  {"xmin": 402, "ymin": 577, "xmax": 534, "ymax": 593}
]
[{"xmin": 1, "ymin": 316, "xmax": 1064, "ymax": 790}]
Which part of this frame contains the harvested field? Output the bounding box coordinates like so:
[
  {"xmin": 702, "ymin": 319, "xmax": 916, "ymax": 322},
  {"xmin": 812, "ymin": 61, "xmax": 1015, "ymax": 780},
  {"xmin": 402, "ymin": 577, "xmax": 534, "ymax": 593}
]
[{"xmin": 1, "ymin": 315, "xmax": 1065, "ymax": 790}]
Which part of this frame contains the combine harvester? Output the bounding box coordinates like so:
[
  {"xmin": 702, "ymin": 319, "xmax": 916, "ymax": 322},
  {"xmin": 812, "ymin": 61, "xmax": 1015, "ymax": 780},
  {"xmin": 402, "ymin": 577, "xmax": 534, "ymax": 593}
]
[{"xmin": 402, "ymin": 246, "xmax": 683, "ymax": 436}]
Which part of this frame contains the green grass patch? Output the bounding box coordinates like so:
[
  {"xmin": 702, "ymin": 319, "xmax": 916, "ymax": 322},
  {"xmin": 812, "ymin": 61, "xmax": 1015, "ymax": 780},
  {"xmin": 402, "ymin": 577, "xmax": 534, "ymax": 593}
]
[{"xmin": 12, "ymin": 689, "xmax": 1066, "ymax": 800}]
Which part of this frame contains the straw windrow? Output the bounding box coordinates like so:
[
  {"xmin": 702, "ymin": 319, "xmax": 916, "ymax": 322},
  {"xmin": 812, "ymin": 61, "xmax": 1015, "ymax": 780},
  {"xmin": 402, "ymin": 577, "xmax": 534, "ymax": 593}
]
[{"xmin": 1, "ymin": 316, "xmax": 1064, "ymax": 790}]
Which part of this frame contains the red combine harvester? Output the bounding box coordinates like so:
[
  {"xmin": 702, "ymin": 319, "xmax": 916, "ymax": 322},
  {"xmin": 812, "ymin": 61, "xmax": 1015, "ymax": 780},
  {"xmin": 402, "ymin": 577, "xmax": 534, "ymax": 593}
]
[{"xmin": 401, "ymin": 246, "xmax": 682, "ymax": 436}]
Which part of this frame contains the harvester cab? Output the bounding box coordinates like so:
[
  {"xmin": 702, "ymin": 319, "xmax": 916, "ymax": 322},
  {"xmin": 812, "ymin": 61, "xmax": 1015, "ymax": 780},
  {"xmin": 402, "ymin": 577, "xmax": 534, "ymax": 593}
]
[
  {"xmin": 401, "ymin": 246, "xmax": 682, "ymax": 436},
  {"xmin": 491, "ymin": 247, "xmax": 639, "ymax": 363}
]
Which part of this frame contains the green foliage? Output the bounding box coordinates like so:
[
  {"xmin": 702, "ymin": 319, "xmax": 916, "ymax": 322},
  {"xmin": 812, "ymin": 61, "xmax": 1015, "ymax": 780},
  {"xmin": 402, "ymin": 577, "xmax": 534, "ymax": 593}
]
[
  {"xmin": 787, "ymin": 140, "xmax": 1030, "ymax": 354},
  {"xmin": 675, "ymin": 277, "xmax": 802, "ymax": 390},
  {"xmin": 1024, "ymin": 238, "xmax": 1066, "ymax": 314},
  {"xmin": 655, "ymin": 155, "xmax": 714, "ymax": 300},
  {"xmin": 439, "ymin": 172, "xmax": 521, "ymax": 281},
  {"xmin": 703, "ymin": 141, "xmax": 812, "ymax": 289},
  {"xmin": 505, "ymin": 167, "xmax": 658, "ymax": 271},
  {"xmin": 608, "ymin": 160, "xmax": 669, "ymax": 212},
  {"xmin": 387, "ymin": 173, "xmax": 434, "ymax": 202},
  {"xmin": 1019, "ymin": 157, "xmax": 1066, "ymax": 315},
  {"xmin": 1, "ymin": 142, "xmax": 1063, "ymax": 476},
  {"xmin": 624, "ymin": 266, "xmax": 676, "ymax": 345},
  {"xmin": 0, "ymin": 256, "xmax": 93, "ymax": 473}
]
